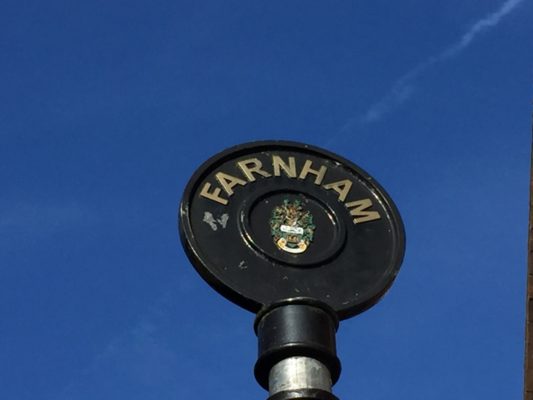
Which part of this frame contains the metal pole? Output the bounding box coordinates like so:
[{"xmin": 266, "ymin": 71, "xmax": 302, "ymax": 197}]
[
  {"xmin": 269, "ymin": 357, "xmax": 332, "ymax": 395},
  {"xmin": 254, "ymin": 300, "xmax": 341, "ymax": 400},
  {"xmin": 524, "ymin": 126, "xmax": 533, "ymax": 400}
]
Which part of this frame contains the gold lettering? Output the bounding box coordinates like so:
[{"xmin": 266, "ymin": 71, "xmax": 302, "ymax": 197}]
[
  {"xmin": 346, "ymin": 198, "xmax": 381, "ymax": 224},
  {"xmin": 215, "ymin": 172, "xmax": 247, "ymax": 195},
  {"xmin": 199, "ymin": 182, "xmax": 228, "ymax": 205},
  {"xmin": 237, "ymin": 158, "xmax": 271, "ymax": 182},
  {"xmin": 323, "ymin": 179, "xmax": 353, "ymax": 202},
  {"xmin": 298, "ymin": 160, "xmax": 327, "ymax": 185},
  {"xmin": 272, "ymin": 155, "xmax": 297, "ymax": 178}
]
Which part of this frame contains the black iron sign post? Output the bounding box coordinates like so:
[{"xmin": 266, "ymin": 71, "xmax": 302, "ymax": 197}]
[{"xmin": 179, "ymin": 141, "xmax": 405, "ymax": 400}]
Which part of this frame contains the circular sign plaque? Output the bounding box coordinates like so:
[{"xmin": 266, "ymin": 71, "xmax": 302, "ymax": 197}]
[{"xmin": 179, "ymin": 141, "xmax": 405, "ymax": 320}]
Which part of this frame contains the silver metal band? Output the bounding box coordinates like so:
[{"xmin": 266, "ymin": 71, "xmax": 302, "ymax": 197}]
[{"xmin": 268, "ymin": 356, "xmax": 332, "ymax": 395}]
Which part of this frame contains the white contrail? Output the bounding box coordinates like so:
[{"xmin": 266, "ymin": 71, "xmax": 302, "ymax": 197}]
[{"xmin": 353, "ymin": 0, "xmax": 525, "ymax": 125}]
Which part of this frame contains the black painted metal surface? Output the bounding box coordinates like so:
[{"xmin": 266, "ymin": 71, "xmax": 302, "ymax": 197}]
[
  {"xmin": 179, "ymin": 141, "xmax": 405, "ymax": 320},
  {"xmin": 254, "ymin": 300, "xmax": 340, "ymax": 390}
]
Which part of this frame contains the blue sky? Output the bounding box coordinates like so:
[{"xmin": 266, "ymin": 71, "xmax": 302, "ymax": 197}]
[{"xmin": 1, "ymin": 1, "xmax": 532, "ymax": 399}]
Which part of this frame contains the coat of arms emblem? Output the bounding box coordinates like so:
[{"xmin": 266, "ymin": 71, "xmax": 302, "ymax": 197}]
[{"xmin": 270, "ymin": 199, "xmax": 315, "ymax": 254}]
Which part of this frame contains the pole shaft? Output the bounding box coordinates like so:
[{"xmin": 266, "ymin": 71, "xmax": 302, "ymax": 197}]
[
  {"xmin": 525, "ymin": 126, "xmax": 533, "ymax": 400},
  {"xmin": 254, "ymin": 300, "xmax": 341, "ymax": 400},
  {"xmin": 269, "ymin": 357, "xmax": 332, "ymax": 394}
]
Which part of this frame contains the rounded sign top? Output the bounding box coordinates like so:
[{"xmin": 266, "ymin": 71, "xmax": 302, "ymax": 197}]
[{"xmin": 179, "ymin": 141, "xmax": 405, "ymax": 320}]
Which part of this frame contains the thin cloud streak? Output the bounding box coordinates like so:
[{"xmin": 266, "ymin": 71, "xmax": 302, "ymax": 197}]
[{"xmin": 355, "ymin": 0, "xmax": 525, "ymax": 125}]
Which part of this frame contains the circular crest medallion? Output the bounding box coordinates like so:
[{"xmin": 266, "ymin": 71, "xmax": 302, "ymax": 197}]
[{"xmin": 179, "ymin": 141, "xmax": 405, "ymax": 320}]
